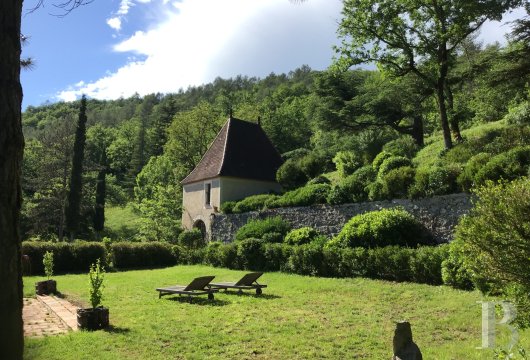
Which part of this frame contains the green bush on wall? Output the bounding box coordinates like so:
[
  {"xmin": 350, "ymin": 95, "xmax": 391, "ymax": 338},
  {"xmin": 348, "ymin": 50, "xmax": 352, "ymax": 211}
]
[
  {"xmin": 269, "ymin": 183, "xmax": 331, "ymax": 208},
  {"xmin": 328, "ymin": 208, "xmax": 434, "ymax": 249},
  {"xmin": 474, "ymin": 146, "xmax": 530, "ymax": 185},
  {"xmin": 234, "ymin": 216, "xmax": 291, "ymax": 242},
  {"xmin": 284, "ymin": 227, "xmax": 321, "ymax": 245},
  {"xmin": 232, "ymin": 194, "xmax": 280, "ymax": 213}
]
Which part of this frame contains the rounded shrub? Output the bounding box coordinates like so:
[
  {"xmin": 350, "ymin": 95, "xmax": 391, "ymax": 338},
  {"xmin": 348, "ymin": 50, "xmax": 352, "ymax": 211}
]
[
  {"xmin": 237, "ymin": 238, "xmax": 266, "ymax": 270},
  {"xmin": 270, "ymin": 184, "xmax": 331, "ymax": 208},
  {"xmin": 409, "ymin": 245, "xmax": 449, "ymax": 285},
  {"xmin": 504, "ymin": 100, "xmax": 530, "ymax": 125},
  {"xmin": 441, "ymin": 238, "xmax": 474, "ymax": 290},
  {"xmin": 220, "ymin": 201, "xmax": 237, "ymax": 214},
  {"xmin": 456, "ymin": 152, "xmax": 491, "ymax": 191},
  {"xmin": 232, "ymin": 194, "xmax": 280, "ymax": 213},
  {"xmin": 328, "ymin": 165, "xmax": 376, "ymax": 204},
  {"xmin": 299, "ymin": 153, "xmax": 329, "ymax": 179},
  {"xmin": 276, "ymin": 158, "xmax": 308, "ymax": 190},
  {"xmin": 284, "ymin": 227, "xmax": 320, "ymax": 245},
  {"xmin": 372, "ymin": 151, "xmax": 393, "ymax": 171},
  {"xmin": 475, "ymin": 146, "xmax": 530, "ymax": 185},
  {"xmin": 111, "ymin": 242, "xmax": 176, "ymax": 269},
  {"xmin": 333, "ymin": 151, "xmax": 362, "ymax": 178},
  {"xmin": 178, "ymin": 229, "xmax": 205, "ymax": 248},
  {"xmin": 380, "ymin": 166, "xmax": 415, "ymax": 199},
  {"xmin": 377, "ymin": 156, "xmax": 412, "ymax": 178},
  {"xmin": 328, "ymin": 208, "xmax": 434, "ymax": 248},
  {"xmin": 307, "ymin": 175, "xmax": 331, "ymax": 185},
  {"xmin": 382, "ymin": 136, "xmax": 420, "ymax": 159},
  {"xmin": 204, "ymin": 242, "xmax": 239, "ymax": 269},
  {"xmin": 234, "ymin": 216, "xmax": 291, "ymax": 242}
]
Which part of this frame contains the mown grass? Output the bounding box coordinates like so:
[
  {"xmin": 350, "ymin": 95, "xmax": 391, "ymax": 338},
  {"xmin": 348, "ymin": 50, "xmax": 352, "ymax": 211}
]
[
  {"xmin": 103, "ymin": 205, "xmax": 142, "ymax": 241},
  {"xmin": 24, "ymin": 265, "xmax": 529, "ymax": 359}
]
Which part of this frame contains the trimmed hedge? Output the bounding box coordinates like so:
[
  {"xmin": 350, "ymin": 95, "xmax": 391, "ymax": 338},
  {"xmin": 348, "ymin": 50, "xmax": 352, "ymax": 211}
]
[
  {"xmin": 234, "ymin": 216, "xmax": 291, "ymax": 242},
  {"xmin": 268, "ymin": 183, "xmax": 331, "ymax": 208},
  {"xmin": 328, "ymin": 208, "xmax": 434, "ymax": 249},
  {"xmin": 111, "ymin": 242, "xmax": 177, "ymax": 269},
  {"xmin": 22, "ymin": 241, "xmax": 106, "ymax": 274},
  {"xmin": 232, "ymin": 194, "xmax": 280, "ymax": 213},
  {"xmin": 284, "ymin": 227, "xmax": 320, "ymax": 245},
  {"xmin": 22, "ymin": 239, "xmax": 450, "ymax": 286}
]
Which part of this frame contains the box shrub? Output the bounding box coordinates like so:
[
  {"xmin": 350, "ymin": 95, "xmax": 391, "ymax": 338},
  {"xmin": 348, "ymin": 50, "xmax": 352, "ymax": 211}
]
[
  {"xmin": 409, "ymin": 163, "xmax": 461, "ymax": 198},
  {"xmin": 111, "ymin": 242, "xmax": 176, "ymax": 269},
  {"xmin": 366, "ymin": 246, "xmax": 413, "ymax": 282},
  {"xmin": 284, "ymin": 227, "xmax": 320, "ymax": 245},
  {"xmin": 287, "ymin": 242, "xmax": 326, "ymax": 276},
  {"xmin": 409, "ymin": 245, "xmax": 449, "ymax": 285},
  {"xmin": 372, "ymin": 151, "xmax": 393, "ymax": 171},
  {"xmin": 204, "ymin": 242, "xmax": 239, "ymax": 269},
  {"xmin": 276, "ymin": 158, "xmax": 308, "ymax": 190},
  {"xmin": 441, "ymin": 238, "xmax": 474, "ymax": 290},
  {"xmin": 328, "ymin": 208, "xmax": 434, "ymax": 249},
  {"xmin": 377, "ymin": 156, "xmax": 412, "ymax": 179},
  {"xmin": 474, "ymin": 146, "xmax": 530, "ymax": 185},
  {"xmin": 456, "ymin": 152, "xmax": 491, "ymax": 191},
  {"xmin": 237, "ymin": 238, "xmax": 266, "ymax": 270},
  {"xmin": 263, "ymin": 243, "xmax": 292, "ymax": 272},
  {"xmin": 299, "ymin": 152, "xmax": 329, "ymax": 179},
  {"xmin": 327, "ymin": 165, "xmax": 375, "ymax": 204},
  {"xmin": 270, "ymin": 183, "xmax": 331, "ymax": 208},
  {"xmin": 178, "ymin": 229, "xmax": 205, "ymax": 249},
  {"xmin": 234, "ymin": 216, "xmax": 291, "ymax": 242},
  {"xmin": 22, "ymin": 241, "xmax": 105, "ymax": 274},
  {"xmin": 220, "ymin": 201, "xmax": 237, "ymax": 214},
  {"xmin": 382, "ymin": 136, "xmax": 419, "ymax": 159},
  {"xmin": 232, "ymin": 194, "xmax": 280, "ymax": 213},
  {"xmin": 261, "ymin": 232, "xmax": 284, "ymax": 243},
  {"xmin": 307, "ymin": 175, "xmax": 331, "ymax": 185},
  {"xmin": 333, "ymin": 151, "xmax": 362, "ymax": 178},
  {"xmin": 380, "ymin": 166, "xmax": 415, "ymax": 199}
]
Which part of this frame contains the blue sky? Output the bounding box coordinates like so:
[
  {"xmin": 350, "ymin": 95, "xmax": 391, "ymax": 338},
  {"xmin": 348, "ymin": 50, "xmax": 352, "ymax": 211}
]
[{"xmin": 20, "ymin": 0, "xmax": 526, "ymax": 110}]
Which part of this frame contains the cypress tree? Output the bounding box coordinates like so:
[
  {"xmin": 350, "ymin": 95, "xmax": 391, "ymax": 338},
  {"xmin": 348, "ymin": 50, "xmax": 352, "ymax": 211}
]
[
  {"xmin": 65, "ymin": 95, "xmax": 88, "ymax": 240},
  {"xmin": 93, "ymin": 152, "xmax": 107, "ymax": 235}
]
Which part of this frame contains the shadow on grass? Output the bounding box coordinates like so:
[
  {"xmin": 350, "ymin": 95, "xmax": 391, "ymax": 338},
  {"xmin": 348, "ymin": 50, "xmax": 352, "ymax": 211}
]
[
  {"xmin": 164, "ymin": 296, "xmax": 230, "ymax": 306},
  {"xmin": 104, "ymin": 325, "xmax": 131, "ymax": 334},
  {"xmin": 217, "ymin": 290, "xmax": 281, "ymax": 300}
]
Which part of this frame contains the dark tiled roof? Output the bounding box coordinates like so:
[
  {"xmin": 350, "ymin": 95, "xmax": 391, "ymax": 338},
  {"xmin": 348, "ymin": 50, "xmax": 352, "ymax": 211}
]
[{"xmin": 181, "ymin": 117, "xmax": 283, "ymax": 185}]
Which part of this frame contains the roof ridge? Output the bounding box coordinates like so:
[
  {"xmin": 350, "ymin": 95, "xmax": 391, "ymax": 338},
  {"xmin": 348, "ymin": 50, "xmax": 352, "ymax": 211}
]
[{"xmin": 218, "ymin": 117, "xmax": 232, "ymax": 175}]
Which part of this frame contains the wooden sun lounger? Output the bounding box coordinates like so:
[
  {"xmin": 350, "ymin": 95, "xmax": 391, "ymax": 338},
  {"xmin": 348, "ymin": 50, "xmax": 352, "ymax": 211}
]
[
  {"xmin": 156, "ymin": 275, "xmax": 218, "ymax": 301},
  {"xmin": 210, "ymin": 272, "xmax": 267, "ymax": 295}
]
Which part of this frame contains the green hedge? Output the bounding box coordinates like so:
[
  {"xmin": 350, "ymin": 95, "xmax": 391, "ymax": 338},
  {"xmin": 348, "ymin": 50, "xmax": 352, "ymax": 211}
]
[
  {"xmin": 234, "ymin": 216, "xmax": 291, "ymax": 242},
  {"xmin": 328, "ymin": 208, "xmax": 434, "ymax": 249},
  {"xmin": 22, "ymin": 239, "xmax": 450, "ymax": 286},
  {"xmin": 22, "ymin": 241, "xmax": 106, "ymax": 274},
  {"xmin": 111, "ymin": 242, "xmax": 177, "ymax": 269}
]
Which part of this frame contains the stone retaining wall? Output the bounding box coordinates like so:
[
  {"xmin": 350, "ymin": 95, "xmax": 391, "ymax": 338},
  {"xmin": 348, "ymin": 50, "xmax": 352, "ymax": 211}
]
[{"xmin": 210, "ymin": 193, "xmax": 472, "ymax": 243}]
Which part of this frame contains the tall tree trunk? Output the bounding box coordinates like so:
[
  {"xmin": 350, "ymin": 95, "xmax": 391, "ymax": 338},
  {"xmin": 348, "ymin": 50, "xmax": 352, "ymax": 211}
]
[
  {"xmin": 411, "ymin": 115, "xmax": 424, "ymax": 147},
  {"xmin": 445, "ymin": 83, "xmax": 463, "ymax": 143},
  {"xmin": 437, "ymin": 44, "xmax": 453, "ymax": 150},
  {"xmin": 0, "ymin": 1, "xmax": 25, "ymax": 359}
]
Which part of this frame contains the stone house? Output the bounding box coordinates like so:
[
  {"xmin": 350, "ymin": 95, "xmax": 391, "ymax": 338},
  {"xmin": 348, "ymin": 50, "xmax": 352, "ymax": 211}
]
[{"xmin": 180, "ymin": 116, "xmax": 283, "ymax": 240}]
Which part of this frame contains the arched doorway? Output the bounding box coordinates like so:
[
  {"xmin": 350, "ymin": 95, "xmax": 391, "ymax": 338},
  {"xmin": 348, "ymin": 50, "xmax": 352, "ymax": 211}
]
[{"xmin": 193, "ymin": 219, "xmax": 207, "ymax": 243}]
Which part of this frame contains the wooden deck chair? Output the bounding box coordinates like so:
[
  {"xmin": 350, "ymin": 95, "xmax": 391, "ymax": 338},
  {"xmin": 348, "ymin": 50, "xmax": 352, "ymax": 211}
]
[
  {"xmin": 156, "ymin": 276, "xmax": 218, "ymax": 301},
  {"xmin": 210, "ymin": 272, "xmax": 267, "ymax": 295}
]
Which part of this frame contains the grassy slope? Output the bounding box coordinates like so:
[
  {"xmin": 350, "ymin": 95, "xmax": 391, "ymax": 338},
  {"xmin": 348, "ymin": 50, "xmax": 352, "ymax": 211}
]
[
  {"xmin": 104, "ymin": 205, "xmax": 142, "ymax": 241},
  {"xmin": 24, "ymin": 266, "xmax": 529, "ymax": 359}
]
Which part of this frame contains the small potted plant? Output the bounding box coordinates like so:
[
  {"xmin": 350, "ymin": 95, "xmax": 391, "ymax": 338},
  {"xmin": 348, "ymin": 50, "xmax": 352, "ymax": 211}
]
[
  {"xmin": 77, "ymin": 259, "xmax": 109, "ymax": 330},
  {"xmin": 35, "ymin": 251, "xmax": 57, "ymax": 295}
]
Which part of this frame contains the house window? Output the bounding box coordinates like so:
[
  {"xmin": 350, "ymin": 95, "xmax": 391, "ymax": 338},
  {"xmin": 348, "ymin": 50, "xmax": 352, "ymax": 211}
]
[{"xmin": 205, "ymin": 183, "xmax": 211, "ymax": 207}]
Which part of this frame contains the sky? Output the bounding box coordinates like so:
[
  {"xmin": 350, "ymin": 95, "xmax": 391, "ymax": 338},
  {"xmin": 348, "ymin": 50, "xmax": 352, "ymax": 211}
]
[{"xmin": 20, "ymin": 0, "xmax": 526, "ymax": 110}]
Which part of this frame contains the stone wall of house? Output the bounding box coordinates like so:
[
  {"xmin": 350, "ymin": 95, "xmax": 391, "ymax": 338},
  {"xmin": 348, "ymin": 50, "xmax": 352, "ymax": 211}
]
[{"xmin": 210, "ymin": 193, "xmax": 472, "ymax": 243}]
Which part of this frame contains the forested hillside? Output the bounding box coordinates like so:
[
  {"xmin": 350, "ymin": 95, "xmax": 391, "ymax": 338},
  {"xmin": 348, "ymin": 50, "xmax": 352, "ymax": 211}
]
[{"xmin": 21, "ymin": 23, "xmax": 530, "ymax": 242}]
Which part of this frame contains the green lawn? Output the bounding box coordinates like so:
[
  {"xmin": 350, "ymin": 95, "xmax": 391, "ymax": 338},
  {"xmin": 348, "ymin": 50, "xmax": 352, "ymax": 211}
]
[{"xmin": 24, "ymin": 265, "xmax": 529, "ymax": 359}]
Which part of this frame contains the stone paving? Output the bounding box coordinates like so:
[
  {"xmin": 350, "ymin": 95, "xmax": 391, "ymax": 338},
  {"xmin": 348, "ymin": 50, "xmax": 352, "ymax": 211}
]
[{"xmin": 23, "ymin": 295, "xmax": 79, "ymax": 337}]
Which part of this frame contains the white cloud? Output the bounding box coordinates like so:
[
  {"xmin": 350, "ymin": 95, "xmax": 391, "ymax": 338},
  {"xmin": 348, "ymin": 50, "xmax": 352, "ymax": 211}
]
[
  {"xmin": 106, "ymin": 17, "xmax": 122, "ymax": 31},
  {"xmin": 58, "ymin": 0, "xmax": 342, "ymax": 101},
  {"xmin": 58, "ymin": 0, "xmax": 523, "ymax": 103}
]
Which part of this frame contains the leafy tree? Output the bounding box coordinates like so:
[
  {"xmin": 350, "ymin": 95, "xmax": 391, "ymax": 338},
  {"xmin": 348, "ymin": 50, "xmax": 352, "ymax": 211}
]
[
  {"xmin": 65, "ymin": 95, "xmax": 88, "ymax": 240},
  {"xmin": 164, "ymin": 101, "xmax": 223, "ymax": 173},
  {"xmin": 335, "ymin": 0, "xmax": 522, "ymax": 149},
  {"xmin": 455, "ymin": 179, "xmax": 530, "ymax": 326},
  {"xmin": 86, "ymin": 124, "xmax": 116, "ymax": 236}
]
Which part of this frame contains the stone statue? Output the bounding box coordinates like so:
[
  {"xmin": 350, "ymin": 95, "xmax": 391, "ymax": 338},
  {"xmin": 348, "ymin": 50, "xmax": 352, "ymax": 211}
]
[{"xmin": 392, "ymin": 321, "xmax": 423, "ymax": 360}]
